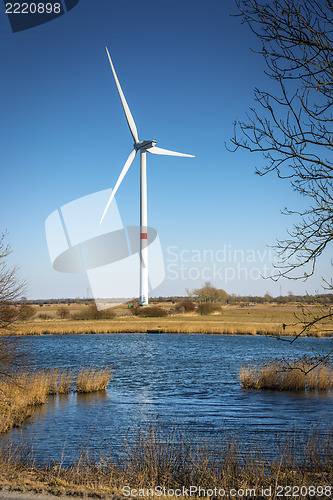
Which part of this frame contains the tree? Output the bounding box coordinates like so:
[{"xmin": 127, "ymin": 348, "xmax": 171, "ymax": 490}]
[
  {"xmin": 175, "ymin": 299, "xmax": 196, "ymax": 313},
  {"xmin": 0, "ymin": 232, "xmax": 26, "ymax": 329},
  {"xmin": 230, "ymin": 0, "xmax": 333, "ymax": 342},
  {"xmin": 188, "ymin": 282, "xmax": 229, "ymax": 303},
  {"xmin": 57, "ymin": 306, "xmax": 70, "ymax": 319},
  {"xmin": 0, "ymin": 233, "xmax": 30, "ymax": 380}
]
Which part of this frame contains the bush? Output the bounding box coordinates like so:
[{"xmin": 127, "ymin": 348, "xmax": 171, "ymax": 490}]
[
  {"xmin": 175, "ymin": 299, "xmax": 196, "ymax": 313},
  {"xmin": 0, "ymin": 305, "xmax": 19, "ymax": 328},
  {"xmin": 73, "ymin": 304, "xmax": 116, "ymax": 320},
  {"xmin": 133, "ymin": 306, "xmax": 168, "ymax": 317},
  {"xmin": 38, "ymin": 313, "xmax": 52, "ymax": 320},
  {"xmin": 57, "ymin": 306, "xmax": 70, "ymax": 319},
  {"xmin": 189, "ymin": 282, "xmax": 229, "ymax": 303},
  {"xmin": 98, "ymin": 308, "xmax": 116, "ymax": 320},
  {"xmin": 197, "ymin": 303, "xmax": 219, "ymax": 316},
  {"xmin": 1, "ymin": 304, "xmax": 36, "ymax": 325},
  {"xmin": 18, "ymin": 304, "xmax": 35, "ymax": 321}
]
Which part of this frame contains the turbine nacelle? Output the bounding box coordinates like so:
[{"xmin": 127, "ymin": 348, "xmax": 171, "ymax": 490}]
[{"xmin": 135, "ymin": 140, "xmax": 157, "ymax": 151}]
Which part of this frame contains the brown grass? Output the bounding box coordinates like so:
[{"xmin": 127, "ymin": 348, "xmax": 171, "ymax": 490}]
[
  {"xmin": 10, "ymin": 317, "xmax": 302, "ymax": 336},
  {"xmin": 57, "ymin": 369, "xmax": 73, "ymax": 394},
  {"xmin": 240, "ymin": 356, "xmax": 333, "ymax": 391},
  {"xmin": 45, "ymin": 368, "xmax": 73, "ymax": 394},
  {"xmin": 0, "ymin": 425, "xmax": 332, "ymax": 498},
  {"xmin": 9, "ymin": 303, "xmax": 332, "ymax": 337},
  {"xmin": 0, "ymin": 367, "xmax": 113, "ymax": 434},
  {"xmin": 8, "ymin": 302, "xmax": 333, "ymax": 338},
  {"xmin": 0, "ymin": 371, "xmax": 49, "ymax": 433},
  {"xmin": 76, "ymin": 367, "xmax": 112, "ymax": 393}
]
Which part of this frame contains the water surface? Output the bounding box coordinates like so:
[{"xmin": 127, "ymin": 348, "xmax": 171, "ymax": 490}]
[{"xmin": 4, "ymin": 333, "xmax": 333, "ymax": 463}]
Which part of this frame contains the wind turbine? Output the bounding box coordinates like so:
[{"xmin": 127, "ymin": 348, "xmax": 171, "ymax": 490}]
[{"xmin": 100, "ymin": 48, "xmax": 194, "ymax": 306}]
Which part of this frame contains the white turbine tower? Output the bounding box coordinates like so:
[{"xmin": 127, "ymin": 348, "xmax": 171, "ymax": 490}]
[{"xmin": 100, "ymin": 48, "xmax": 194, "ymax": 306}]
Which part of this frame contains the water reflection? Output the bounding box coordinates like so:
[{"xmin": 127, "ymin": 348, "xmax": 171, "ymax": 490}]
[{"xmin": 76, "ymin": 391, "xmax": 109, "ymax": 405}]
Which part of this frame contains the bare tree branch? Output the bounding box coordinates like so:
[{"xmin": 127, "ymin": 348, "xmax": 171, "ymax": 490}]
[
  {"xmin": 0, "ymin": 232, "xmax": 26, "ymax": 329},
  {"xmin": 229, "ymin": 0, "xmax": 333, "ymax": 350}
]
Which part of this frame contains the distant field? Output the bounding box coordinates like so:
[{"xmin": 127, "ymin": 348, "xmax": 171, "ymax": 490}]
[{"xmin": 6, "ymin": 302, "xmax": 332, "ymax": 337}]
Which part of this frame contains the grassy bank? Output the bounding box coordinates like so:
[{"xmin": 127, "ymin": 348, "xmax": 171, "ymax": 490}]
[
  {"xmin": 0, "ymin": 367, "xmax": 113, "ymax": 434},
  {"xmin": 5, "ymin": 303, "xmax": 332, "ymax": 337},
  {"xmin": 11, "ymin": 316, "xmax": 331, "ymax": 337},
  {"xmin": 12, "ymin": 317, "xmax": 295, "ymax": 336},
  {"xmin": 0, "ymin": 425, "xmax": 332, "ymax": 498},
  {"xmin": 240, "ymin": 356, "xmax": 333, "ymax": 391}
]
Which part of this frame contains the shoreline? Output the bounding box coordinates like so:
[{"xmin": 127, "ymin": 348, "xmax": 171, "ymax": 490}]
[
  {"xmin": 3, "ymin": 330, "xmax": 329, "ymax": 337},
  {"xmin": 0, "ymin": 426, "xmax": 332, "ymax": 499},
  {"xmin": 2, "ymin": 324, "xmax": 301, "ymax": 337},
  {"xmin": 3, "ymin": 303, "xmax": 331, "ymax": 338},
  {"xmin": 2, "ymin": 319, "xmax": 330, "ymax": 337}
]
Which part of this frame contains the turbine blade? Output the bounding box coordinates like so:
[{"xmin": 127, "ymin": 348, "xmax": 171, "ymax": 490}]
[
  {"xmin": 146, "ymin": 146, "xmax": 195, "ymax": 158},
  {"xmin": 105, "ymin": 47, "xmax": 139, "ymax": 144},
  {"xmin": 100, "ymin": 149, "xmax": 136, "ymax": 224}
]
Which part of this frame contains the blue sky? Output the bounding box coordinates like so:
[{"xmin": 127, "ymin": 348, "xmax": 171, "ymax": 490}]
[{"xmin": 0, "ymin": 0, "xmax": 331, "ymax": 299}]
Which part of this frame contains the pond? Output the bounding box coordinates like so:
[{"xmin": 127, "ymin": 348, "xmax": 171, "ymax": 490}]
[{"xmin": 3, "ymin": 333, "xmax": 333, "ymax": 464}]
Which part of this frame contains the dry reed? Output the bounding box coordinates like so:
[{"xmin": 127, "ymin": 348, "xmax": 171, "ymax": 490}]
[
  {"xmin": 76, "ymin": 367, "xmax": 112, "ymax": 393},
  {"xmin": 57, "ymin": 369, "xmax": 73, "ymax": 394},
  {"xmin": 240, "ymin": 356, "xmax": 333, "ymax": 392},
  {"xmin": 0, "ymin": 425, "xmax": 332, "ymax": 498},
  {"xmin": 45, "ymin": 368, "xmax": 73, "ymax": 394},
  {"xmin": 0, "ymin": 371, "xmax": 49, "ymax": 433},
  {"xmin": 8, "ymin": 315, "xmax": 303, "ymax": 337},
  {"xmin": 0, "ymin": 367, "xmax": 113, "ymax": 434}
]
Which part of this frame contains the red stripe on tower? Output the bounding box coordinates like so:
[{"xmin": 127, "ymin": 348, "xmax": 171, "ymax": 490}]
[{"xmin": 141, "ymin": 233, "xmax": 148, "ymax": 239}]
